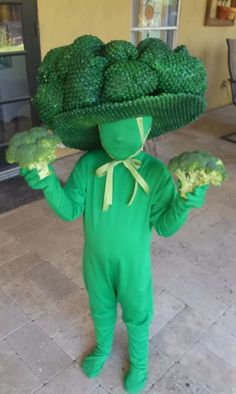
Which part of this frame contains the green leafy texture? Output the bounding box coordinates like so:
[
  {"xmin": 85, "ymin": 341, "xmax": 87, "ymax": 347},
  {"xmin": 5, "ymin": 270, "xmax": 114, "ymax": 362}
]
[
  {"xmin": 64, "ymin": 56, "xmax": 108, "ymax": 110},
  {"xmin": 102, "ymin": 40, "xmax": 138, "ymax": 63},
  {"xmin": 5, "ymin": 127, "xmax": 61, "ymax": 180},
  {"xmin": 102, "ymin": 60, "xmax": 159, "ymax": 102},
  {"xmin": 168, "ymin": 150, "xmax": 228, "ymax": 198},
  {"xmin": 37, "ymin": 46, "xmax": 68, "ymax": 84},
  {"xmin": 73, "ymin": 35, "xmax": 104, "ymax": 56},
  {"xmin": 33, "ymin": 35, "xmax": 207, "ymax": 132},
  {"xmin": 138, "ymin": 39, "xmax": 207, "ymax": 96},
  {"xmin": 32, "ymin": 83, "xmax": 64, "ymax": 124},
  {"xmin": 138, "ymin": 37, "xmax": 171, "ymax": 62}
]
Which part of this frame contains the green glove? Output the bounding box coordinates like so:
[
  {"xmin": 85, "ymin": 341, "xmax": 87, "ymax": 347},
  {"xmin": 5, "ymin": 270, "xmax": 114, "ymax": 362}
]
[
  {"xmin": 151, "ymin": 178, "xmax": 209, "ymax": 238},
  {"xmin": 176, "ymin": 184, "xmax": 209, "ymax": 209},
  {"xmin": 20, "ymin": 161, "xmax": 86, "ymax": 221},
  {"xmin": 20, "ymin": 166, "xmax": 56, "ymax": 191}
]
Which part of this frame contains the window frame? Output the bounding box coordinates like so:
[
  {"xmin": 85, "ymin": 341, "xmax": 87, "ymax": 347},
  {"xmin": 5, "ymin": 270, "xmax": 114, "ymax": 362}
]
[{"xmin": 130, "ymin": 0, "xmax": 182, "ymax": 49}]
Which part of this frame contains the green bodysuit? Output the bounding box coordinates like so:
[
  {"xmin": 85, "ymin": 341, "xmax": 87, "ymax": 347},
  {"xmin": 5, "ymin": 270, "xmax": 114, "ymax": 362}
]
[{"xmin": 21, "ymin": 117, "xmax": 208, "ymax": 393}]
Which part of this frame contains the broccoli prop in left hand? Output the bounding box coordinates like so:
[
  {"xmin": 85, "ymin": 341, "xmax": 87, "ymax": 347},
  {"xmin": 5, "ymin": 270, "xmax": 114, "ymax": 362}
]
[
  {"xmin": 6, "ymin": 127, "xmax": 62, "ymax": 180},
  {"xmin": 168, "ymin": 150, "xmax": 228, "ymax": 198}
]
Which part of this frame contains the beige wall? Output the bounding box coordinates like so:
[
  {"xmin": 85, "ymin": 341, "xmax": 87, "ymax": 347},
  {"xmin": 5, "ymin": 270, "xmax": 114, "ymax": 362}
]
[
  {"xmin": 37, "ymin": 0, "xmax": 236, "ymax": 109},
  {"xmin": 37, "ymin": 0, "xmax": 131, "ymax": 57},
  {"xmin": 177, "ymin": 0, "xmax": 236, "ymax": 109}
]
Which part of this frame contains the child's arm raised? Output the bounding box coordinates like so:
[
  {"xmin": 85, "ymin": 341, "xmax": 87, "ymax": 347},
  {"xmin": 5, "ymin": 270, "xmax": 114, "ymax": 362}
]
[{"xmin": 21, "ymin": 155, "xmax": 87, "ymax": 221}]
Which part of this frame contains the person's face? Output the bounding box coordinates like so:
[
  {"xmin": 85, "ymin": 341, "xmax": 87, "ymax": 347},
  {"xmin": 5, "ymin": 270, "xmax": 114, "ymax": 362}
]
[{"xmin": 99, "ymin": 117, "xmax": 152, "ymax": 160}]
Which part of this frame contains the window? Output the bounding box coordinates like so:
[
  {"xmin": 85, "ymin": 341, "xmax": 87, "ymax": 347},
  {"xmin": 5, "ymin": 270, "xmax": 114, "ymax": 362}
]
[
  {"xmin": 131, "ymin": 0, "xmax": 181, "ymax": 48},
  {"xmin": 0, "ymin": 0, "xmax": 41, "ymax": 180}
]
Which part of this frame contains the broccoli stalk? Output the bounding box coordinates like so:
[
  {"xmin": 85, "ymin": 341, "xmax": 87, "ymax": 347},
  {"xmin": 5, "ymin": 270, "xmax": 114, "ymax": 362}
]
[
  {"xmin": 168, "ymin": 151, "xmax": 228, "ymax": 198},
  {"xmin": 5, "ymin": 127, "xmax": 62, "ymax": 180},
  {"xmin": 28, "ymin": 162, "xmax": 51, "ymax": 179}
]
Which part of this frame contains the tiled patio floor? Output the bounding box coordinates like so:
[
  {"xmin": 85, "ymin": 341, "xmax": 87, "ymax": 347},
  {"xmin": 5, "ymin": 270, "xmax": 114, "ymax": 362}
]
[{"xmin": 0, "ymin": 105, "xmax": 236, "ymax": 393}]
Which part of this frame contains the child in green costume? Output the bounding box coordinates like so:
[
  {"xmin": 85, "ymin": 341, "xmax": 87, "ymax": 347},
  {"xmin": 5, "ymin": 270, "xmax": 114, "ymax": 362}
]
[{"xmin": 21, "ymin": 36, "xmax": 208, "ymax": 393}]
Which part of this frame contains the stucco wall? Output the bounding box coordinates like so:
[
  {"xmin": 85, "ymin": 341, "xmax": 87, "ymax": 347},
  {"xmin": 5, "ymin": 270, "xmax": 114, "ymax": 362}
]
[
  {"xmin": 37, "ymin": 0, "xmax": 236, "ymax": 109},
  {"xmin": 37, "ymin": 0, "xmax": 131, "ymax": 57}
]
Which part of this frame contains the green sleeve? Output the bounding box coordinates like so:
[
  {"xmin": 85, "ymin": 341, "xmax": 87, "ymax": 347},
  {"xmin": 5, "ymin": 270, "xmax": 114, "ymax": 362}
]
[
  {"xmin": 150, "ymin": 168, "xmax": 190, "ymax": 237},
  {"xmin": 43, "ymin": 155, "xmax": 87, "ymax": 221}
]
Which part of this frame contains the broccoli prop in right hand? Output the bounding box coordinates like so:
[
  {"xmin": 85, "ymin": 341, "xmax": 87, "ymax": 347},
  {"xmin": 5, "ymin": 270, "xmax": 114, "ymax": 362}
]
[
  {"xmin": 168, "ymin": 150, "xmax": 228, "ymax": 198},
  {"xmin": 6, "ymin": 127, "xmax": 62, "ymax": 180}
]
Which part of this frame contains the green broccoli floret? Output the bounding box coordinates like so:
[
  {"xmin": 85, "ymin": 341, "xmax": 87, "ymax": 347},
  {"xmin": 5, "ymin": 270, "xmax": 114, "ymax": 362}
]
[
  {"xmin": 5, "ymin": 127, "xmax": 62, "ymax": 179},
  {"xmin": 168, "ymin": 150, "xmax": 228, "ymax": 198}
]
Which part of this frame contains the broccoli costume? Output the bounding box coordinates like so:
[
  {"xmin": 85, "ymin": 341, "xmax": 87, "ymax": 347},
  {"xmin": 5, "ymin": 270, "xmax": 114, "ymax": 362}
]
[{"xmin": 21, "ymin": 36, "xmax": 208, "ymax": 393}]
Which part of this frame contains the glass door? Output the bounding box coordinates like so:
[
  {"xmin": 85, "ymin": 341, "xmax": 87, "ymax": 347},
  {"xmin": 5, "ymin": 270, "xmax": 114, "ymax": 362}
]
[{"xmin": 0, "ymin": 0, "xmax": 41, "ymax": 180}]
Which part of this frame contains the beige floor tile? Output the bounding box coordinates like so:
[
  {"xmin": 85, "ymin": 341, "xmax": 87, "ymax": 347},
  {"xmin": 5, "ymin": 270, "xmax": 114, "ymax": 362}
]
[
  {"xmin": 35, "ymin": 361, "xmax": 98, "ymax": 393},
  {"xmin": 0, "ymin": 228, "xmax": 15, "ymax": 247},
  {"xmin": 0, "ymin": 340, "xmax": 42, "ymax": 394},
  {"xmin": 149, "ymin": 290, "xmax": 185, "ymax": 338},
  {"xmin": 36, "ymin": 288, "xmax": 89, "ymax": 338},
  {"xmin": 0, "ymin": 288, "xmax": 14, "ymax": 308},
  {"xmin": 0, "ymin": 303, "xmax": 30, "ymax": 340},
  {"xmin": 6, "ymin": 213, "xmax": 58, "ymax": 238},
  {"xmin": 214, "ymin": 304, "xmax": 236, "ymax": 338},
  {"xmin": 0, "ymin": 199, "xmax": 48, "ymax": 223},
  {"xmin": 19, "ymin": 220, "xmax": 81, "ymax": 260},
  {"xmin": 91, "ymin": 386, "xmax": 109, "ymax": 394},
  {"xmin": 151, "ymin": 249, "xmax": 191, "ymax": 294},
  {"xmin": 153, "ymin": 232, "xmax": 212, "ymax": 267},
  {"xmin": 218, "ymin": 189, "xmax": 236, "ymax": 211},
  {"xmin": 183, "ymin": 202, "xmax": 236, "ymax": 249},
  {"xmin": 198, "ymin": 389, "xmax": 212, "ymax": 394},
  {"xmin": 180, "ymin": 342, "xmax": 236, "ymax": 394},
  {"xmin": 148, "ymin": 361, "xmax": 205, "ymax": 394},
  {"xmin": 199, "ymin": 323, "xmax": 236, "ymax": 368},
  {"xmin": 6, "ymin": 321, "xmax": 72, "ymax": 383},
  {"xmin": 0, "ymin": 239, "xmax": 30, "ymax": 266},
  {"xmin": 3, "ymin": 274, "xmax": 57, "ymax": 319},
  {"xmin": 54, "ymin": 215, "xmax": 84, "ymax": 237},
  {"xmin": 150, "ymin": 306, "xmax": 211, "ymax": 362},
  {"xmin": 166, "ymin": 267, "xmax": 229, "ymax": 320},
  {"xmin": 50, "ymin": 246, "xmax": 84, "ymax": 288},
  {"xmin": 53, "ymin": 312, "xmax": 95, "ymax": 360},
  {"xmin": 112, "ymin": 385, "xmax": 127, "ymax": 394},
  {"xmin": 170, "ymin": 262, "xmax": 235, "ymax": 307},
  {"xmin": 25, "ymin": 261, "xmax": 78, "ymax": 302},
  {"xmin": 0, "ymin": 251, "xmax": 44, "ymax": 286},
  {"xmin": 143, "ymin": 349, "xmax": 174, "ymax": 392},
  {"xmin": 198, "ymin": 234, "xmax": 236, "ymax": 267}
]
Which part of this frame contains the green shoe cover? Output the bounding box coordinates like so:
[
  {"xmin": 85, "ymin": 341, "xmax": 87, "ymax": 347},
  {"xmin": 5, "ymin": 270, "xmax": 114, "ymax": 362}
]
[
  {"xmin": 124, "ymin": 366, "xmax": 147, "ymax": 393},
  {"xmin": 81, "ymin": 347, "xmax": 109, "ymax": 378}
]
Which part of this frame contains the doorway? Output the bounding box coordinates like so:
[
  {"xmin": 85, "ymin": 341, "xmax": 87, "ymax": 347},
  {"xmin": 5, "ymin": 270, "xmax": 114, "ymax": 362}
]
[{"xmin": 0, "ymin": 0, "xmax": 41, "ymax": 180}]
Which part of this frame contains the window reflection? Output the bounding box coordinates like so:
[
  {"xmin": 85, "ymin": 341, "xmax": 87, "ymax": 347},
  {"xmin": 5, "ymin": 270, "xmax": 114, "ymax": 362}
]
[
  {"xmin": 0, "ymin": 100, "xmax": 32, "ymax": 144},
  {"xmin": 0, "ymin": 55, "xmax": 29, "ymax": 101},
  {"xmin": 0, "ymin": 4, "xmax": 24, "ymax": 52}
]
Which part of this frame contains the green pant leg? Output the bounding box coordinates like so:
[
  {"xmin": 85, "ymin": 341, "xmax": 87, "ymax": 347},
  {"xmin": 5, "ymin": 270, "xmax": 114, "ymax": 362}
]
[
  {"xmin": 81, "ymin": 246, "xmax": 117, "ymax": 378},
  {"xmin": 116, "ymin": 252, "xmax": 153, "ymax": 325},
  {"xmin": 116, "ymin": 254, "xmax": 153, "ymax": 393},
  {"xmin": 124, "ymin": 322, "xmax": 150, "ymax": 393}
]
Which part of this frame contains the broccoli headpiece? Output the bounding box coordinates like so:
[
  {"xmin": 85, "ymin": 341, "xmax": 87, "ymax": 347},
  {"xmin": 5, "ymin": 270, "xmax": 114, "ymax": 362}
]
[
  {"xmin": 6, "ymin": 127, "xmax": 61, "ymax": 179},
  {"xmin": 168, "ymin": 150, "xmax": 228, "ymax": 198},
  {"xmin": 32, "ymin": 35, "xmax": 207, "ymax": 150}
]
